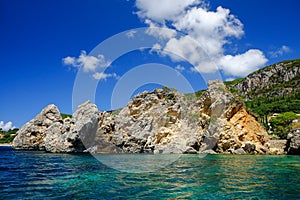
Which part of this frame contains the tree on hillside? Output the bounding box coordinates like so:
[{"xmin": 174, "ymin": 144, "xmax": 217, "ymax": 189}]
[{"xmin": 269, "ymin": 112, "xmax": 300, "ymax": 139}]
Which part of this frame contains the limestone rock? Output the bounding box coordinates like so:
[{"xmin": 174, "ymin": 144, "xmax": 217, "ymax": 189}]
[
  {"xmin": 232, "ymin": 148, "xmax": 246, "ymax": 155},
  {"xmin": 287, "ymin": 128, "xmax": 300, "ymax": 155},
  {"xmin": 13, "ymin": 101, "xmax": 99, "ymax": 153},
  {"xmin": 235, "ymin": 61, "xmax": 300, "ymax": 100},
  {"xmin": 199, "ymin": 80, "xmax": 269, "ymax": 154},
  {"xmin": 266, "ymin": 140, "xmax": 287, "ymax": 155},
  {"xmin": 12, "ymin": 104, "xmax": 62, "ymax": 150},
  {"xmin": 94, "ymin": 88, "xmax": 201, "ymax": 154},
  {"xmin": 12, "ymin": 80, "xmax": 273, "ymax": 155},
  {"xmin": 72, "ymin": 101, "xmax": 99, "ymax": 149},
  {"xmin": 242, "ymin": 142, "xmax": 256, "ymax": 154}
]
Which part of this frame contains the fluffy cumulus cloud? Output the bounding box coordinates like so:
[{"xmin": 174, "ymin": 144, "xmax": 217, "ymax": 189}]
[
  {"xmin": 0, "ymin": 121, "xmax": 16, "ymax": 131},
  {"xmin": 135, "ymin": 0, "xmax": 201, "ymax": 24},
  {"xmin": 135, "ymin": 0, "xmax": 268, "ymax": 77},
  {"xmin": 218, "ymin": 49, "xmax": 268, "ymax": 76},
  {"xmin": 269, "ymin": 45, "xmax": 291, "ymax": 58},
  {"xmin": 63, "ymin": 50, "xmax": 111, "ymax": 72},
  {"xmin": 63, "ymin": 50, "xmax": 118, "ymax": 81}
]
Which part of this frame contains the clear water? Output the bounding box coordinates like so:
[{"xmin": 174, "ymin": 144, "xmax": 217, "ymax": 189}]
[{"xmin": 1, "ymin": 146, "xmax": 300, "ymax": 199}]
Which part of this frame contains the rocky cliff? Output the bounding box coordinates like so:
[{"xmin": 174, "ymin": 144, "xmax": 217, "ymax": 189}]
[
  {"xmin": 94, "ymin": 87, "xmax": 201, "ymax": 154},
  {"xmin": 13, "ymin": 80, "xmax": 297, "ymax": 154},
  {"xmin": 198, "ymin": 80, "xmax": 269, "ymax": 154},
  {"xmin": 233, "ymin": 59, "xmax": 300, "ymax": 100},
  {"xmin": 12, "ymin": 101, "xmax": 99, "ymax": 152},
  {"xmin": 92, "ymin": 80, "xmax": 270, "ymax": 154}
]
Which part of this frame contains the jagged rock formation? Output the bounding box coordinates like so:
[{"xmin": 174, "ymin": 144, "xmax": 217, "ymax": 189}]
[
  {"xmin": 12, "ymin": 104, "xmax": 62, "ymax": 150},
  {"xmin": 94, "ymin": 88, "xmax": 201, "ymax": 154},
  {"xmin": 93, "ymin": 80, "xmax": 269, "ymax": 154},
  {"xmin": 199, "ymin": 80, "xmax": 269, "ymax": 154},
  {"xmin": 13, "ymin": 80, "xmax": 297, "ymax": 154},
  {"xmin": 12, "ymin": 101, "xmax": 99, "ymax": 152}
]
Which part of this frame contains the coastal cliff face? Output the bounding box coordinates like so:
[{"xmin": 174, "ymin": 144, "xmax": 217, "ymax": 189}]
[
  {"xmin": 13, "ymin": 80, "xmax": 296, "ymax": 154},
  {"xmin": 95, "ymin": 88, "xmax": 201, "ymax": 154},
  {"xmin": 93, "ymin": 80, "xmax": 270, "ymax": 154},
  {"xmin": 198, "ymin": 81, "xmax": 269, "ymax": 154},
  {"xmin": 12, "ymin": 102, "xmax": 99, "ymax": 153}
]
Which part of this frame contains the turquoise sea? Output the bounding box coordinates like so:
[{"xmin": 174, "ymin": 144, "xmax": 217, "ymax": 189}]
[{"xmin": 0, "ymin": 146, "xmax": 299, "ymax": 199}]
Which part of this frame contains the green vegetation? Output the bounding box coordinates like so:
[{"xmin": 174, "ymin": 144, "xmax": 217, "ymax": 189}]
[
  {"xmin": 224, "ymin": 78, "xmax": 244, "ymax": 95},
  {"xmin": 224, "ymin": 78, "xmax": 244, "ymax": 86},
  {"xmin": 224, "ymin": 58, "xmax": 300, "ymax": 134},
  {"xmin": 162, "ymin": 86, "xmax": 177, "ymax": 93},
  {"xmin": 245, "ymin": 91, "xmax": 300, "ymax": 116},
  {"xmin": 184, "ymin": 90, "xmax": 205, "ymax": 101},
  {"xmin": 269, "ymin": 112, "xmax": 300, "ymax": 139},
  {"xmin": 0, "ymin": 128, "xmax": 18, "ymax": 144},
  {"xmin": 162, "ymin": 86, "xmax": 177, "ymax": 101},
  {"xmin": 165, "ymin": 93, "xmax": 176, "ymax": 101},
  {"xmin": 61, "ymin": 113, "xmax": 72, "ymax": 119},
  {"xmin": 111, "ymin": 109, "xmax": 122, "ymax": 116}
]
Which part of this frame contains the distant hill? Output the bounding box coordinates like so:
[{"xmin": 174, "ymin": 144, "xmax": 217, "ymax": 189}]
[{"xmin": 225, "ymin": 58, "xmax": 300, "ymax": 137}]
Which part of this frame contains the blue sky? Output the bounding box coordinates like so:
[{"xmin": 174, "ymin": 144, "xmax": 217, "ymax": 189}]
[{"xmin": 1, "ymin": 0, "xmax": 299, "ymax": 129}]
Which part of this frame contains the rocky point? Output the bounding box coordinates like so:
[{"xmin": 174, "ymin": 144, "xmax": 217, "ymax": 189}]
[{"xmin": 12, "ymin": 80, "xmax": 298, "ymax": 155}]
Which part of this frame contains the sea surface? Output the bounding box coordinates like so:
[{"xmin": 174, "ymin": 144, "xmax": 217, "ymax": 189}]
[{"xmin": 0, "ymin": 146, "xmax": 300, "ymax": 199}]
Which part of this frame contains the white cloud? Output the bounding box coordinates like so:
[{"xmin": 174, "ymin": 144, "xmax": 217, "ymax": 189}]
[
  {"xmin": 63, "ymin": 50, "xmax": 111, "ymax": 72},
  {"xmin": 150, "ymin": 43, "xmax": 162, "ymax": 54},
  {"xmin": 135, "ymin": 0, "xmax": 268, "ymax": 77},
  {"xmin": 145, "ymin": 20, "xmax": 177, "ymax": 40},
  {"xmin": 135, "ymin": 0, "xmax": 201, "ymax": 24},
  {"xmin": 175, "ymin": 65, "xmax": 185, "ymax": 71},
  {"xmin": 269, "ymin": 45, "xmax": 291, "ymax": 58},
  {"xmin": 173, "ymin": 6, "xmax": 244, "ymax": 56},
  {"xmin": 62, "ymin": 56, "xmax": 76, "ymax": 65},
  {"xmin": 218, "ymin": 49, "xmax": 268, "ymax": 76},
  {"xmin": 126, "ymin": 30, "xmax": 137, "ymax": 38},
  {"xmin": 0, "ymin": 121, "xmax": 16, "ymax": 131},
  {"xmin": 92, "ymin": 72, "xmax": 118, "ymax": 81}
]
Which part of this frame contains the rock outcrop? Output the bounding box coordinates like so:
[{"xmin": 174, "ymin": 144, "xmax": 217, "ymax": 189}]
[
  {"xmin": 91, "ymin": 80, "xmax": 269, "ymax": 154},
  {"xmin": 12, "ymin": 104, "xmax": 62, "ymax": 150},
  {"xmin": 13, "ymin": 101, "xmax": 99, "ymax": 153},
  {"xmin": 14, "ymin": 80, "xmax": 291, "ymax": 154},
  {"xmin": 93, "ymin": 88, "xmax": 201, "ymax": 154},
  {"xmin": 287, "ymin": 128, "xmax": 300, "ymax": 154},
  {"xmin": 265, "ymin": 140, "xmax": 287, "ymax": 155},
  {"xmin": 199, "ymin": 80, "xmax": 269, "ymax": 154}
]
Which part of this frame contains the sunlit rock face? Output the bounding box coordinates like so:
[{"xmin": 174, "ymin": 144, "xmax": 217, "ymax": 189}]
[
  {"xmin": 13, "ymin": 101, "xmax": 99, "ymax": 153},
  {"xmin": 95, "ymin": 80, "xmax": 269, "ymax": 154},
  {"xmin": 198, "ymin": 80, "xmax": 269, "ymax": 154},
  {"xmin": 13, "ymin": 80, "xmax": 280, "ymax": 154},
  {"xmin": 95, "ymin": 88, "xmax": 201, "ymax": 154}
]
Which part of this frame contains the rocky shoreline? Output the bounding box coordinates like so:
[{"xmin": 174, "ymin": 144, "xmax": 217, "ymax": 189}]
[{"xmin": 12, "ymin": 80, "xmax": 300, "ymax": 155}]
